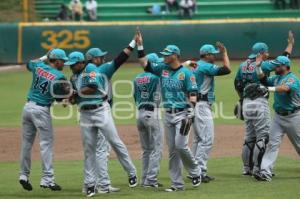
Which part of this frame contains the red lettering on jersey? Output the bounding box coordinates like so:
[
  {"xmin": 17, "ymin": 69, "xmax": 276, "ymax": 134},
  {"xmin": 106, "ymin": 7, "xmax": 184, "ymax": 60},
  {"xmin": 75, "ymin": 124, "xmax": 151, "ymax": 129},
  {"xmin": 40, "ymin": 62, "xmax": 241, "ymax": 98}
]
[
  {"xmin": 36, "ymin": 67, "xmax": 56, "ymax": 80},
  {"xmin": 162, "ymin": 70, "xmax": 169, "ymax": 77},
  {"xmin": 136, "ymin": 76, "xmax": 150, "ymax": 84},
  {"xmin": 89, "ymin": 71, "xmax": 97, "ymax": 79}
]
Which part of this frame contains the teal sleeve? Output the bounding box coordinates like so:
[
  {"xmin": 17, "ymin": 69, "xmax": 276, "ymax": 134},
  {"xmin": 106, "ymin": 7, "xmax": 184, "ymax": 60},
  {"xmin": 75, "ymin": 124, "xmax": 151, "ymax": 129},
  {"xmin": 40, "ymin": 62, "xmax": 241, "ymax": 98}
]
[
  {"xmin": 82, "ymin": 65, "xmax": 99, "ymax": 89},
  {"xmin": 267, "ymin": 76, "xmax": 277, "ymax": 86},
  {"xmin": 185, "ymin": 70, "xmax": 198, "ymax": 92},
  {"xmin": 198, "ymin": 62, "xmax": 220, "ymax": 76},
  {"xmin": 98, "ymin": 61, "xmax": 116, "ymax": 80},
  {"xmin": 284, "ymin": 77, "xmax": 298, "ymax": 92},
  {"xmin": 261, "ymin": 61, "xmax": 276, "ymax": 73},
  {"xmin": 26, "ymin": 60, "xmax": 39, "ymax": 72}
]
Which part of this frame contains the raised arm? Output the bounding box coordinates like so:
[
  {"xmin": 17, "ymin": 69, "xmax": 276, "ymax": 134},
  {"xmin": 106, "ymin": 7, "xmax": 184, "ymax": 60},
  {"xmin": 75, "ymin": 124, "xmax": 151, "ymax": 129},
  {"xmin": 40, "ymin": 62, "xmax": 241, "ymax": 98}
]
[
  {"xmin": 135, "ymin": 28, "xmax": 148, "ymax": 68},
  {"xmin": 283, "ymin": 30, "xmax": 294, "ymax": 56},
  {"xmin": 215, "ymin": 42, "xmax": 231, "ymax": 75}
]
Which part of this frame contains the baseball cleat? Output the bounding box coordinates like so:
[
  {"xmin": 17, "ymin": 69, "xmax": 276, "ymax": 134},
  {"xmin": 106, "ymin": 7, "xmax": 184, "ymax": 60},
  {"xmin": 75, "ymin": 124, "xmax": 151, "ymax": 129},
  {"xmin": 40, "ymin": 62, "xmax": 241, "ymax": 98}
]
[
  {"xmin": 165, "ymin": 187, "xmax": 184, "ymax": 192},
  {"xmin": 192, "ymin": 176, "xmax": 201, "ymax": 187},
  {"xmin": 19, "ymin": 179, "xmax": 33, "ymax": 191},
  {"xmin": 128, "ymin": 176, "xmax": 138, "ymax": 188},
  {"xmin": 201, "ymin": 175, "xmax": 215, "ymax": 183},
  {"xmin": 86, "ymin": 186, "xmax": 96, "ymax": 197},
  {"xmin": 40, "ymin": 183, "xmax": 62, "ymax": 191},
  {"xmin": 253, "ymin": 173, "xmax": 272, "ymax": 182},
  {"xmin": 186, "ymin": 175, "xmax": 193, "ymax": 180},
  {"xmin": 108, "ymin": 185, "xmax": 121, "ymax": 192},
  {"xmin": 242, "ymin": 171, "xmax": 252, "ymax": 176},
  {"xmin": 142, "ymin": 182, "xmax": 163, "ymax": 188}
]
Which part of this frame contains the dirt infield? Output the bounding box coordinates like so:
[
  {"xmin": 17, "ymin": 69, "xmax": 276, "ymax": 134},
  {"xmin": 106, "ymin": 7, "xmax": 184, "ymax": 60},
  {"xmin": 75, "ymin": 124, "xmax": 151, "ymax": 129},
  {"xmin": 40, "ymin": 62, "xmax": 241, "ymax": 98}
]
[{"xmin": 0, "ymin": 125, "xmax": 298, "ymax": 162}]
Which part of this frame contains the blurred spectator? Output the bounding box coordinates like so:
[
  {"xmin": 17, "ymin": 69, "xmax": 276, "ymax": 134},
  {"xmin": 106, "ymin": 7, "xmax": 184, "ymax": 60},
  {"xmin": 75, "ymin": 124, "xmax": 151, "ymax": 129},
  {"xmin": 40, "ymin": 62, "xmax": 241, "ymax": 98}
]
[
  {"xmin": 179, "ymin": 0, "xmax": 195, "ymax": 19},
  {"xmin": 56, "ymin": 4, "xmax": 69, "ymax": 21},
  {"xmin": 165, "ymin": 0, "xmax": 179, "ymax": 13},
  {"xmin": 85, "ymin": 0, "xmax": 98, "ymax": 21},
  {"xmin": 290, "ymin": 0, "xmax": 300, "ymax": 9},
  {"xmin": 147, "ymin": 4, "xmax": 162, "ymax": 14},
  {"xmin": 273, "ymin": 0, "xmax": 286, "ymax": 9},
  {"xmin": 69, "ymin": 0, "xmax": 83, "ymax": 21}
]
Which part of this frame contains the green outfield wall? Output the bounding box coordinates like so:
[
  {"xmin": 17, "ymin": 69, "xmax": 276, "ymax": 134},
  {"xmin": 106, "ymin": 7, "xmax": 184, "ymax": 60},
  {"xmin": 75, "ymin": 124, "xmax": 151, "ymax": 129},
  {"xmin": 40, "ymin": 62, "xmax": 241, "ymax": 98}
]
[{"xmin": 1, "ymin": 19, "xmax": 300, "ymax": 64}]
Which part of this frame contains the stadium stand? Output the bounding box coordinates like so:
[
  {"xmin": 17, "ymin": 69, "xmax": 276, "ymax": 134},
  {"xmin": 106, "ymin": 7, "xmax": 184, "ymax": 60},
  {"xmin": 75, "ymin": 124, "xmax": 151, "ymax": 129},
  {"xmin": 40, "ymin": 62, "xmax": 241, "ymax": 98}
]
[{"xmin": 35, "ymin": 0, "xmax": 300, "ymax": 21}]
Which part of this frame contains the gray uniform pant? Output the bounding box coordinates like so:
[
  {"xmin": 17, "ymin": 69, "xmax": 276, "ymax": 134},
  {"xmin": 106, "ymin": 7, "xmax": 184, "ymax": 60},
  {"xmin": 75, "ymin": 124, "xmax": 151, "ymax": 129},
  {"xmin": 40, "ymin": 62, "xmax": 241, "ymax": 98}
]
[
  {"xmin": 242, "ymin": 97, "xmax": 270, "ymax": 174},
  {"xmin": 95, "ymin": 132, "xmax": 111, "ymax": 189},
  {"xmin": 137, "ymin": 109, "xmax": 163, "ymax": 185},
  {"xmin": 19, "ymin": 102, "xmax": 55, "ymax": 186},
  {"xmin": 165, "ymin": 111, "xmax": 201, "ymax": 189},
  {"xmin": 80, "ymin": 102, "xmax": 136, "ymax": 187},
  {"xmin": 192, "ymin": 101, "xmax": 214, "ymax": 176},
  {"xmin": 260, "ymin": 111, "xmax": 300, "ymax": 178}
]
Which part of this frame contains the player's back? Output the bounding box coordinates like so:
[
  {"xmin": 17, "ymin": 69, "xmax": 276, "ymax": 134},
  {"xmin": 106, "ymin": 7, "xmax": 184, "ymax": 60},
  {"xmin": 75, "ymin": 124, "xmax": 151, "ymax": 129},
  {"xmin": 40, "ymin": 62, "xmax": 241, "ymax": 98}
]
[
  {"xmin": 134, "ymin": 72, "xmax": 160, "ymax": 108},
  {"xmin": 27, "ymin": 60, "xmax": 65, "ymax": 106}
]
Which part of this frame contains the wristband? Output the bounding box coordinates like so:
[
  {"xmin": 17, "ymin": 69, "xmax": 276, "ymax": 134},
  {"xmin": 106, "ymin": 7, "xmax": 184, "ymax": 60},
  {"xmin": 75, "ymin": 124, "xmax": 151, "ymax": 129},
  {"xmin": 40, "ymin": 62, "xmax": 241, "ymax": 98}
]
[
  {"xmin": 39, "ymin": 55, "xmax": 48, "ymax": 61},
  {"xmin": 268, "ymin": 87, "xmax": 276, "ymax": 92},
  {"xmin": 138, "ymin": 49, "xmax": 145, "ymax": 58},
  {"xmin": 138, "ymin": 45, "xmax": 144, "ymax": 51},
  {"xmin": 129, "ymin": 40, "xmax": 136, "ymax": 49}
]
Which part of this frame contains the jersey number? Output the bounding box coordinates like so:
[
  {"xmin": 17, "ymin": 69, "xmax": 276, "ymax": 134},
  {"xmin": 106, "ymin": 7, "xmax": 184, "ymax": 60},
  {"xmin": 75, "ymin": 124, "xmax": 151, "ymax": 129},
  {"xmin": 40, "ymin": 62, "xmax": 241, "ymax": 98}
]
[{"xmin": 33, "ymin": 77, "xmax": 49, "ymax": 94}]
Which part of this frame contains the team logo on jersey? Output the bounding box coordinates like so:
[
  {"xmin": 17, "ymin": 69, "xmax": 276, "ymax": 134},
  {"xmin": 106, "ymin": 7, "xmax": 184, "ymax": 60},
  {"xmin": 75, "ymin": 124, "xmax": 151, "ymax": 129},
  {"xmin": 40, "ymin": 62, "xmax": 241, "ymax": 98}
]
[
  {"xmin": 190, "ymin": 76, "xmax": 196, "ymax": 83},
  {"xmin": 287, "ymin": 78, "xmax": 294, "ymax": 83},
  {"xmin": 89, "ymin": 71, "xmax": 97, "ymax": 78},
  {"xmin": 177, "ymin": 72, "xmax": 185, "ymax": 80},
  {"xmin": 162, "ymin": 70, "xmax": 169, "ymax": 77}
]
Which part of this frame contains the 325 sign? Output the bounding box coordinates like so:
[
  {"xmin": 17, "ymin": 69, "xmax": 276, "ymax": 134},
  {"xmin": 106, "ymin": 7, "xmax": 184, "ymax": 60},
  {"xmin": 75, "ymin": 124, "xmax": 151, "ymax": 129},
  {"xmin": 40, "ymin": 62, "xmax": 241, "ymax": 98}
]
[{"xmin": 41, "ymin": 30, "xmax": 91, "ymax": 50}]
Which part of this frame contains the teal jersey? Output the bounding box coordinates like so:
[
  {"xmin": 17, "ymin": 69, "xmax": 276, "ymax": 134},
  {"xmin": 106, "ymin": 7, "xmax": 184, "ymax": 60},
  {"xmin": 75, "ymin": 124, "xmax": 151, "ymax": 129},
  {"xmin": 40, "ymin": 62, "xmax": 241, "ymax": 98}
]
[
  {"xmin": 26, "ymin": 60, "xmax": 65, "ymax": 105},
  {"xmin": 267, "ymin": 72, "xmax": 300, "ymax": 112},
  {"xmin": 133, "ymin": 72, "xmax": 160, "ymax": 108},
  {"xmin": 71, "ymin": 63, "xmax": 106, "ymax": 105},
  {"xmin": 97, "ymin": 61, "xmax": 116, "ymax": 80},
  {"xmin": 235, "ymin": 59, "xmax": 275, "ymax": 87},
  {"xmin": 193, "ymin": 60, "xmax": 221, "ymax": 103},
  {"xmin": 146, "ymin": 62, "xmax": 198, "ymax": 108}
]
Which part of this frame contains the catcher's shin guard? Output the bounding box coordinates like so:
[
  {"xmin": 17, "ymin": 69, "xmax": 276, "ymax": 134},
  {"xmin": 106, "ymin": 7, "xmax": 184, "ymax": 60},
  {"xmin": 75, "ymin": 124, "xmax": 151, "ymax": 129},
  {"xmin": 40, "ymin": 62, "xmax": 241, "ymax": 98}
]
[
  {"xmin": 253, "ymin": 137, "xmax": 269, "ymax": 172},
  {"xmin": 242, "ymin": 140, "xmax": 255, "ymax": 173}
]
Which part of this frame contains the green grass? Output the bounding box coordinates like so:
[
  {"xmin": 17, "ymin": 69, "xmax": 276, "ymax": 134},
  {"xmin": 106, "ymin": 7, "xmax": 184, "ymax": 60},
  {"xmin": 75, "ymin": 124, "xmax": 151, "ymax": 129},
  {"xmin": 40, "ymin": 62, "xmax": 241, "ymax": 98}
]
[
  {"xmin": 0, "ymin": 157, "xmax": 299, "ymax": 199},
  {"xmin": 1, "ymin": 60, "xmax": 300, "ymax": 127}
]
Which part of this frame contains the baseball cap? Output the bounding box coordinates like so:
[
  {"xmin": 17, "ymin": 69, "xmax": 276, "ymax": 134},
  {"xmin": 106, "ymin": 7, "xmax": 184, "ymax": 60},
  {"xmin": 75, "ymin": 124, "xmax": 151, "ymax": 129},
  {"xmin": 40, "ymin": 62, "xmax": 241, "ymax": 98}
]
[
  {"xmin": 146, "ymin": 53, "xmax": 164, "ymax": 63},
  {"xmin": 199, "ymin": 44, "xmax": 219, "ymax": 55},
  {"xmin": 85, "ymin": 48, "xmax": 107, "ymax": 60},
  {"xmin": 160, "ymin": 45, "xmax": 181, "ymax": 56},
  {"xmin": 270, "ymin": 56, "xmax": 291, "ymax": 67},
  {"xmin": 248, "ymin": 42, "xmax": 269, "ymax": 59},
  {"xmin": 48, "ymin": 48, "xmax": 68, "ymax": 61},
  {"xmin": 65, "ymin": 51, "xmax": 85, "ymax": 66}
]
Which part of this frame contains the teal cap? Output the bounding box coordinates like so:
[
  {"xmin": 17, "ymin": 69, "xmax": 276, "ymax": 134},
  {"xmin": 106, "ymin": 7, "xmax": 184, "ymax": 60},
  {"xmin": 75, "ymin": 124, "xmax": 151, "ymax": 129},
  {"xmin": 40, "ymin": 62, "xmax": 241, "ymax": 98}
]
[
  {"xmin": 199, "ymin": 44, "xmax": 219, "ymax": 55},
  {"xmin": 146, "ymin": 53, "xmax": 164, "ymax": 63},
  {"xmin": 85, "ymin": 48, "xmax": 107, "ymax": 60},
  {"xmin": 160, "ymin": 45, "xmax": 181, "ymax": 56},
  {"xmin": 248, "ymin": 42, "xmax": 269, "ymax": 59},
  {"xmin": 65, "ymin": 51, "xmax": 85, "ymax": 65},
  {"xmin": 48, "ymin": 48, "xmax": 68, "ymax": 61},
  {"xmin": 271, "ymin": 56, "xmax": 291, "ymax": 67}
]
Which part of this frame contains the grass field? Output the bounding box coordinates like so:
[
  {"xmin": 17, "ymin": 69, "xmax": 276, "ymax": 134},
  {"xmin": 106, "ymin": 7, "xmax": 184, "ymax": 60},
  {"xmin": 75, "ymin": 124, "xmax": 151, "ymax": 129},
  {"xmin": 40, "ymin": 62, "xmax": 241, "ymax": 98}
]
[
  {"xmin": 0, "ymin": 157, "xmax": 299, "ymax": 199},
  {"xmin": 3, "ymin": 60, "xmax": 300, "ymax": 127}
]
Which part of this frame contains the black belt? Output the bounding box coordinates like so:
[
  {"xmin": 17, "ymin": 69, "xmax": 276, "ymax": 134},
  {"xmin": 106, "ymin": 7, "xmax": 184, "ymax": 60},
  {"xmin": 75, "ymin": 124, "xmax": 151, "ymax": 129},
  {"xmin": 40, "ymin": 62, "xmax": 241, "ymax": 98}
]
[
  {"xmin": 138, "ymin": 105, "xmax": 155, "ymax": 112},
  {"xmin": 81, "ymin": 104, "xmax": 103, "ymax": 111},
  {"xmin": 197, "ymin": 93, "xmax": 208, "ymax": 102},
  {"xmin": 27, "ymin": 100, "xmax": 51, "ymax": 107},
  {"xmin": 166, "ymin": 108, "xmax": 185, "ymax": 114},
  {"xmin": 276, "ymin": 107, "xmax": 300, "ymax": 116}
]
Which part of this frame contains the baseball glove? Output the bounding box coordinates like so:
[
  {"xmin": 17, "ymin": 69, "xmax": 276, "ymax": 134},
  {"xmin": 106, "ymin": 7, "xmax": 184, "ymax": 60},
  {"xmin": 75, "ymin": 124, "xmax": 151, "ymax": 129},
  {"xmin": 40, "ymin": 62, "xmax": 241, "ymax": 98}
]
[
  {"xmin": 244, "ymin": 83, "xmax": 269, "ymax": 100},
  {"xmin": 179, "ymin": 108, "xmax": 194, "ymax": 136}
]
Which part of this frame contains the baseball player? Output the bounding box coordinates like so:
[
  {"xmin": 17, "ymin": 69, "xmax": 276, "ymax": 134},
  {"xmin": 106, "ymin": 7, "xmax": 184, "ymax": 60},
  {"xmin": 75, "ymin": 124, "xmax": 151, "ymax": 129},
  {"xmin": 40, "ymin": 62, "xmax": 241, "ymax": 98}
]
[
  {"xmin": 133, "ymin": 53, "xmax": 163, "ymax": 188},
  {"xmin": 234, "ymin": 31, "xmax": 294, "ymax": 176},
  {"xmin": 80, "ymin": 47, "xmax": 121, "ymax": 193},
  {"xmin": 19, "ymin": 49, "xmax": 69, "ymax": 191},
  {"xmin": 67, "ymin": 36, "xmax": 137, "ymax": 197},
  {"xmin": 254, "ymin": 55, "xmax": 300, "ymax": 181},
  {"xmin": 135, "ymin": 30, "xmax": 201, "ymax": 192},
  {"xmin": 189, "ymin": 42, "xmax": 231, "ymax": 182}
]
